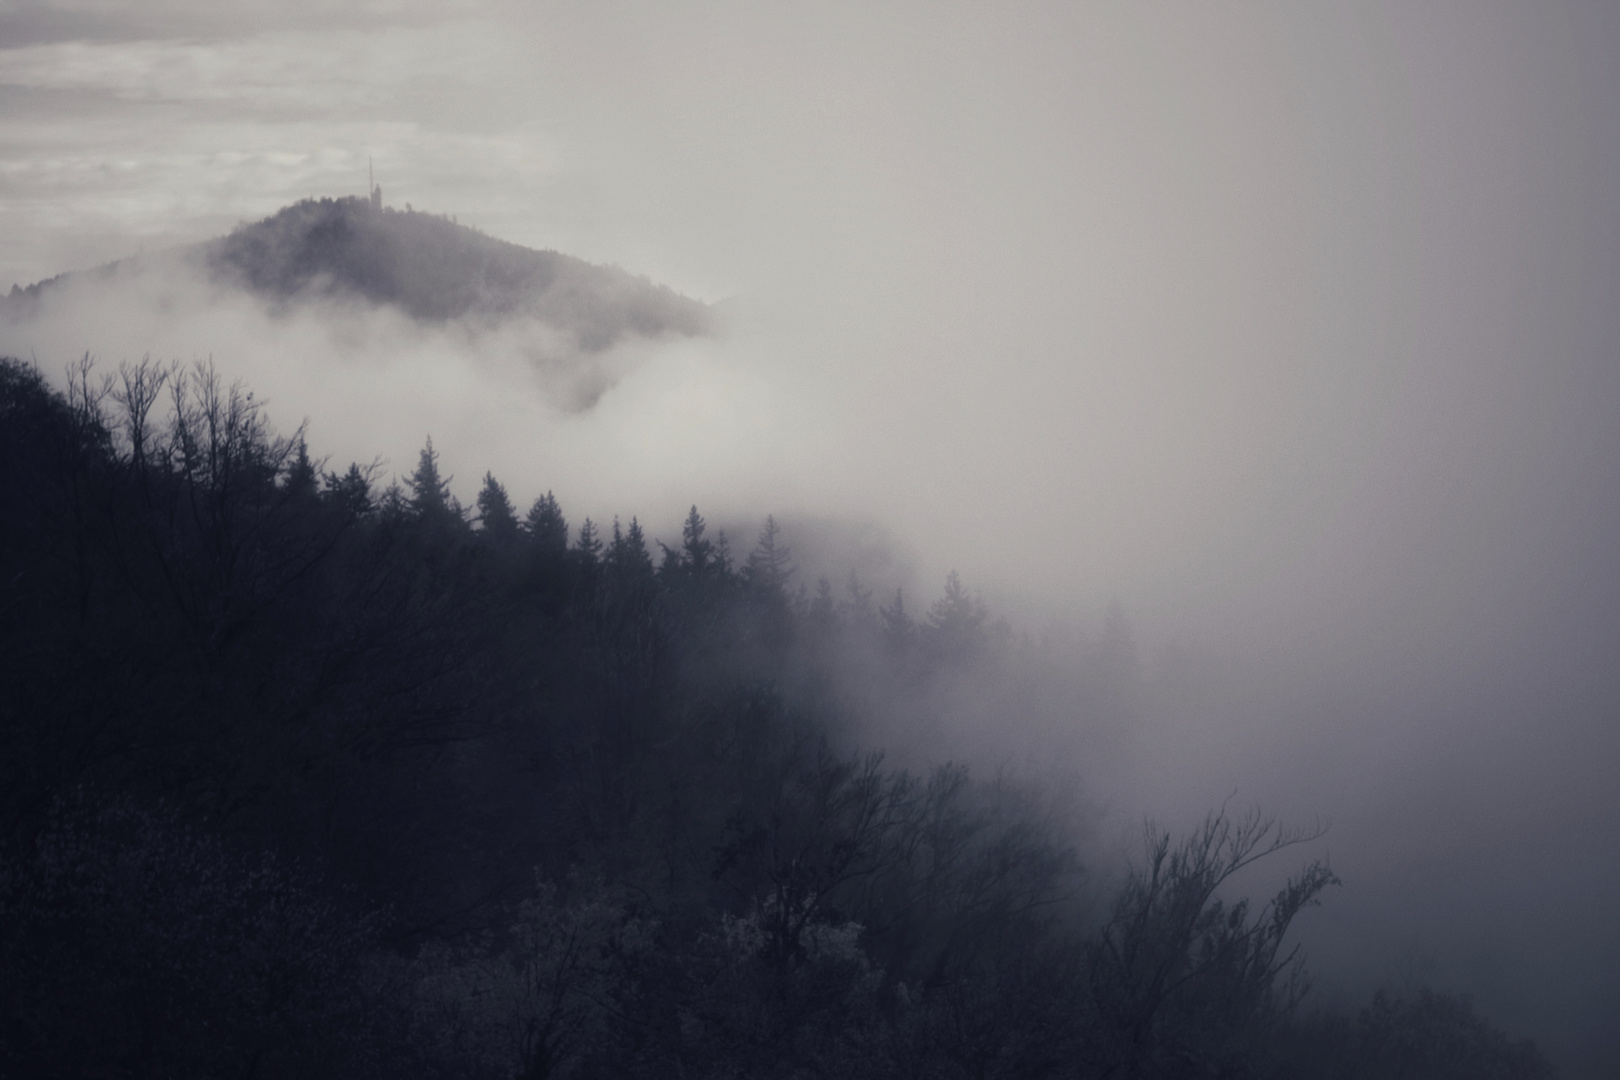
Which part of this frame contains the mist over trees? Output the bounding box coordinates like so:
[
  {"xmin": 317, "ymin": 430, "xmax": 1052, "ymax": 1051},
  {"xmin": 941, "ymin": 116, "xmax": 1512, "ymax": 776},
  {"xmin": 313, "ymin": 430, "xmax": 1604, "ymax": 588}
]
[
  {"xmin": 0, "ymin": 355, "xmax": 1556, "ymax": 1079},
  {"xmin": 0, "ymin": 197, "xmax": 717, "ymax": 415}
]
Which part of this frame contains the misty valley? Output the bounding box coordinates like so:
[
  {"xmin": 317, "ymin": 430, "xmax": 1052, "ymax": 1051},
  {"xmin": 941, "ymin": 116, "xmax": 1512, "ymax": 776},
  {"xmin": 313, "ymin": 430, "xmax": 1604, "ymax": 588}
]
[{"xmin": 0, "ymin": 345, "xmax": 1560, "ymax": 1078}]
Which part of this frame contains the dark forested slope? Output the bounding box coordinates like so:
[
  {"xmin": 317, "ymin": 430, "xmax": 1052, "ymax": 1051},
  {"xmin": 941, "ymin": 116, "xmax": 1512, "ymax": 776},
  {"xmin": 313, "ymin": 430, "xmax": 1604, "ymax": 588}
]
[{"xmin": 0, "ymin": 356, "xmax": 1556, "ymax": 1080}]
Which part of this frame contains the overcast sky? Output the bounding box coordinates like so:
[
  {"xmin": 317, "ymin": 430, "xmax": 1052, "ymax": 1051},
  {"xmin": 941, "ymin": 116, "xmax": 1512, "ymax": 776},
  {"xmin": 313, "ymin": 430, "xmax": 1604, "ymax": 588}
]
[{"xmin": 3, "ymin": 2, "xmax": 1619, "ymax": 1072}]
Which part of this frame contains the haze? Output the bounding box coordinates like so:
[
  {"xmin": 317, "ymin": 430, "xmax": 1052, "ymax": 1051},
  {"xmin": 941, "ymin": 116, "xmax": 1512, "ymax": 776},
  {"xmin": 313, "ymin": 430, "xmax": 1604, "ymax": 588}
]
[{"xmin": 3, "ymin": 2, "xmax": 1618, "ymax": 1073}]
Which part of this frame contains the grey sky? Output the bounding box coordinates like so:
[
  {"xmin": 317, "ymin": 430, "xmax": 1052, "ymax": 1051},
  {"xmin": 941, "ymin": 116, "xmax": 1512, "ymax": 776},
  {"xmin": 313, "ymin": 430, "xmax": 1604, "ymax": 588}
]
[{"xmin": 3, "ymin": 2, "xmax": 1619, "ymax": 1072}]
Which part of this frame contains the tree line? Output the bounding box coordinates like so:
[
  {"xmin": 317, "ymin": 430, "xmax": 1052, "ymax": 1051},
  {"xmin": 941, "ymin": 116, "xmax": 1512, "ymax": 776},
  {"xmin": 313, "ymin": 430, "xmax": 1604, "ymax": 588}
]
[{"xmin": 0, "ymin": 357, "xmax": 1556, "ymax": 1079}]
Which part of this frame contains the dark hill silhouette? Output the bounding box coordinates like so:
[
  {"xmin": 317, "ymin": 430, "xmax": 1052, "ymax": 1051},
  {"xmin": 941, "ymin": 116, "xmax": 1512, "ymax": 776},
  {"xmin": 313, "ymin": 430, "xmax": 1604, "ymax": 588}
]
[{"xmin": 4, "ymin": 196, "xmax": 713, "ymax": 354}]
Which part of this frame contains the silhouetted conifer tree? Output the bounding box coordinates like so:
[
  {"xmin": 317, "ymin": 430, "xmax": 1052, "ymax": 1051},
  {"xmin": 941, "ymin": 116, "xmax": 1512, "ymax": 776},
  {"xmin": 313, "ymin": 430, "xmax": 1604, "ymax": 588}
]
[
  {"xmin": 668, "ymin": 505, "xmax": 714, "ymax": 578},
  {"xmin": 680, "ymin": 508, "xmax": 712, "ymax": 573},
  {"xmin": 608, "ymin": 516, "xmax": 654, "ymax": 583},
  {"xmin": 476, "ymin": 471, "xmax": 518, "ymax": 538},
  {"xmin": 323, "ymin": 463, "xmax": 374, "ymax": 516},
  {"xmin": 926, "ymin": 570, "xmax": 988, "ymax": 660},
  {"xmin": 745, "ymin": 515, "xmax": 795, "ymax": 601},
  {"xmin": 575, "ymin": 517, "xmax": 603, "ymax": 565},
  {"xmin": 714, "ymin": 528, "xmax": 732, "ymax": 577},
  {"xmin": 525, "ymin": 491, "xmax": 569, "ymax": 557},
  {"xmin": 407, "ymin": 436, "xmax": 458, "ymax": 521},
  {"xmin": 880, "ymin": 588, "xmax": 914, "ymax": 650},
  {"xmin": 285, "ymin": 436, "xmax": 318, "ymax": 497},
  {"xmin": 810, "ymin": 576, "xmax": 836, "ymax": 626}
]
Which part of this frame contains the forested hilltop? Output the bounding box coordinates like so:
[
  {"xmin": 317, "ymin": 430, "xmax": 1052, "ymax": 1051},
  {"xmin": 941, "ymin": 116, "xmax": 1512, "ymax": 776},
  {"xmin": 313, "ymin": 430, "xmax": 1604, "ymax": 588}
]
[
  {"xmin": 4, "ymin": 196, "xmax": 713, "ymax": 350},
  {"xmin": 0, "ymin": 356, "xmax": 1556, "ymax": 1079}
]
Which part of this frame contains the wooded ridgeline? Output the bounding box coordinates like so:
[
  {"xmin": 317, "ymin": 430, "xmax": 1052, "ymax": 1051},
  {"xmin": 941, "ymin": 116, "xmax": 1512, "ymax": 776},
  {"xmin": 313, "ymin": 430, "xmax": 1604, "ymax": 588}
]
[{"xmin": 0, "ymin": 357, "xmax": 1554, "ymax": 1079}]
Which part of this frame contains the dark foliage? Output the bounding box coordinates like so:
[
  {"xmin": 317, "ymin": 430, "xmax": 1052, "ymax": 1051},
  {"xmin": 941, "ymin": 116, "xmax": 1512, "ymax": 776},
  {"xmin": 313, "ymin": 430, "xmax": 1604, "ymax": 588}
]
[{"xmin": 0, "ymin": 355, "xmax": 1554, "ymax": 1078}]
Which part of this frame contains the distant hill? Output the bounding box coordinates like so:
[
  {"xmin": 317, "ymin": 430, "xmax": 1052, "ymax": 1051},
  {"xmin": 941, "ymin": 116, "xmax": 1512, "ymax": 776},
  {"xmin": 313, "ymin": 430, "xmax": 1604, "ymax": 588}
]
[{"xmin": 3, "ymin": 196, "xmax": 714, "ymax": 352}]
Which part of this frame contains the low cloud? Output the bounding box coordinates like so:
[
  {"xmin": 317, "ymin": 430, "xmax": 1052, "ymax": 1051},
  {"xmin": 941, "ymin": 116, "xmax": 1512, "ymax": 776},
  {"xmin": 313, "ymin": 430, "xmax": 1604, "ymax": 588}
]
[
  {"xmin": 0, "ymin": 240, "xmax": 776, "ymax": 535},
  {"xmin": 5, "ymin": 195, "xmax": 716, "ymax": 414}
]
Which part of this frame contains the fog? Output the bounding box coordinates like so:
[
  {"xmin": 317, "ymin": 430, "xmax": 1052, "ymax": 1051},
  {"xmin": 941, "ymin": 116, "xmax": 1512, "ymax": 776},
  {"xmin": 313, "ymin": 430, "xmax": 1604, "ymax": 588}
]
[{"xmin": 4, "ymin": 2, "xmax": 1619, "ymax": 1072}]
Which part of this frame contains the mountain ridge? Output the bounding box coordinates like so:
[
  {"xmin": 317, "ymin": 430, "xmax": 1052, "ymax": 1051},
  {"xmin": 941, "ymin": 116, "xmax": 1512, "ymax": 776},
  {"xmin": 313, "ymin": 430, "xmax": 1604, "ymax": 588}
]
[{"xmin": 3, "ymin": 196, "xmax": 714, "ymax": 353}]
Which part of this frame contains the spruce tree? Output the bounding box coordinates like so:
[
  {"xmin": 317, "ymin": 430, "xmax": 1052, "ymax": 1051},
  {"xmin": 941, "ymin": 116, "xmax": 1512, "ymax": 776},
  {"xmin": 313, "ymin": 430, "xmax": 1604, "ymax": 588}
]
[
  {"xmin": 285, "ymin": 435, "xmax": 317, "ymax": 497},
  {"xmin": 927, "ymin": 571, "xmax": 985, "ymax": 633},
  {"xmin": 525, "ymin": 492, "xmax": 569, "ymax": 557},
  {"xmin": 680, "ymin": 505, "xmax": 713, "ymax": 576},
  {"xmin": 925, "ymin": 570, "xmax": 987, "ymax": 660},
  {"xmin": 406, "ymin": 436, "xmax": 456, "ymax": 521},
  {"xmin": 745, "ymin": 515, "xmax": 795, "ymax": 600},
  {"xmin": 809, "ymin": 576, "xmax": 837, "ymax": 628},
  {"xmin": 323, "ymin": 463, "xmax": 374, "ymax": 516},
  {"xmin": 660, "ymin": 505, "xmax": 715, "ymax": 580},
  {"xmin": 575, "ymin": 517, "xmax": 603, "ymax": 565},
  {"xmin": 476, "ymin": 472, "xmax": 518, "ymax": 538},
  {"xmin": 607, "ymin": 516, "xmax": 655, "ymax": 583},
  {"xmin": 880, "ymin": 588, "xmax": 913, "ymax": 650}
]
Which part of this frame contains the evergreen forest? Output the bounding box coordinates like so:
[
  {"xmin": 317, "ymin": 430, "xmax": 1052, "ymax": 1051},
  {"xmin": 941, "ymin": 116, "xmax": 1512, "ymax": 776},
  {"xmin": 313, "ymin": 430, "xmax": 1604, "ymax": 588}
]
[{"xmin": 0, "ymin": 356, "xmax": 1558, "ymax": 1079}]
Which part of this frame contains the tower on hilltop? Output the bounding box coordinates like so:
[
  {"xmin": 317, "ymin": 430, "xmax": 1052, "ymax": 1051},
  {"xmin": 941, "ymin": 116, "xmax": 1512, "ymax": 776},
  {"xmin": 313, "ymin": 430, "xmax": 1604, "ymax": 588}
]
[{"xmin": 369, "ymin": 156, "xmax": 382, "ymax": 211}]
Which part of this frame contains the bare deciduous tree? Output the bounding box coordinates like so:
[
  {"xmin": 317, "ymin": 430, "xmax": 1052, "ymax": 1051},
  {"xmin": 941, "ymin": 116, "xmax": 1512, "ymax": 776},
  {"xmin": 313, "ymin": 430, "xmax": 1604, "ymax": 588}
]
[{"xmin": 1088, "ymin": 808, "xmax": 1338, "ymax": 1079}]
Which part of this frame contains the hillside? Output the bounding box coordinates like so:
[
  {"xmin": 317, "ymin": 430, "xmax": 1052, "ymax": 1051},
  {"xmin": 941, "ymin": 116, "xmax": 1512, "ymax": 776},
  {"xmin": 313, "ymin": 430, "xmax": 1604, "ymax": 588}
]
[
  {"xmin": 3, "ymin": 196, "xmax": 714, "ymax": 352},
  {"xmin": 0, "ymin": 355, "xmax": 1558, "ymax": 1080}
]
